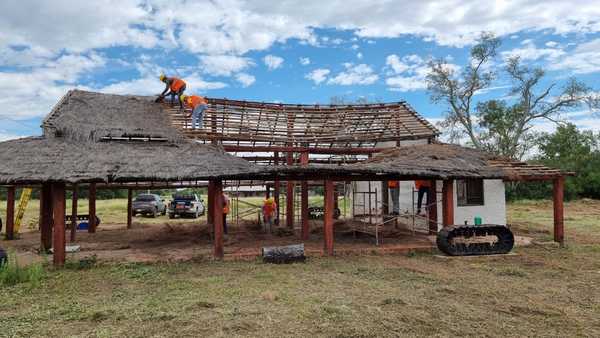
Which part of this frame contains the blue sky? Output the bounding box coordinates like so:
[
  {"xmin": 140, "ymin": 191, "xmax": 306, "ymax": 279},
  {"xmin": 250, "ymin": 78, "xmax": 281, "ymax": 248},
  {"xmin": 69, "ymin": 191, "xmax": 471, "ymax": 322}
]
[{"xmin": 1, "ymin": 0, "xmax": 599, "ymax": 141}]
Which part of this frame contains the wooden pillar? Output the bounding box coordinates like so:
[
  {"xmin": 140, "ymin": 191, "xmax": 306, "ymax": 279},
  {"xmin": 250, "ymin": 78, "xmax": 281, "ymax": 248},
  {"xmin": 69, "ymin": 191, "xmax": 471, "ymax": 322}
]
[
  {"xmin": 5, "ymin": 186, "xmax": 15, "ymax": 240},
  {"xmin": 212, "ymin": 180, "xmax": 224, "ymax": 259},
  {"xmin": 323, "ymin": 180, "xmax": 335, "ymax": 256},
  {"xmin": 300, "ymin": 151, "xmax": 309, "ymax": 239},
  {"xmin": 126, "ymin": 188, "xmax": 133, "ymax": 229},
  {"xmin": 70, "ymin": 185, "xmax": 78, "ymax": 242},
  {"xmin": 40, "ymin": 183, "xmax": 53, "ymax": 251},
  {"xmin": 88, "ymin": 183, "xmax": 97, "ymax": 233},
  {"xmin": 442, "ymin": 179, "xmax": 454, "ymax": 227},
  {"xmin": 52, "ymin": 183, "xmax": 66, "ymax": 266},
  {"xmin": 273, "ymin": 151, "xmax": 280, "ymax": 225},
  {"xmin": 553, "ymin": 176, "xmax": 565, "ymax": 245},
  {"xmin": 286, "ymin": 152, "xmax": 295, "ymax": 229},
  {"xmin": 428, "ymin": 179, "xmax": 438, "ymax": 234},
  {"xmin": 207, "ymin": 181, "xmax": 215, "ymax": 226},
  {"xmin": 381, "ymin": 181, "xmax": 389, "ymax": 215}
]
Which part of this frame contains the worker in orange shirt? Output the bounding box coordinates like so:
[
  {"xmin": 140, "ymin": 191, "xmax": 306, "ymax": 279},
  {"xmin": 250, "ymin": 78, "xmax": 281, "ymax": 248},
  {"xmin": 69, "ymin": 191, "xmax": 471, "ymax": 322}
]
[
  {"xmin": 222, "ymin": 193, "xmax": 230, "ymax": 235},
  {"xmin": 158, "ymin": 74, "xmax": 187, "ymax": 110},
  {"xmin": 415, "ymin": 180, "xmax": 431, "ymax": 215},
  {"xmin": 181, "ymin": 95, "xmax": 208, "ymax": 129},
  {"xmin": 262, "ymin": 197, "xmax": 277, "ymax": 231},
  {"xmin": 388, "ymin": 180, "xmax": 400, "ymax": 215}
]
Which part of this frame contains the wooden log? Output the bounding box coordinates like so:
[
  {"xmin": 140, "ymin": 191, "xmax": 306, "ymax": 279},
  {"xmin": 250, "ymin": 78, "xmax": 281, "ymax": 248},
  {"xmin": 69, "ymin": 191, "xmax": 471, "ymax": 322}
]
[
  {"xmin": 52, "ymin": 183, "xmax": 66, "ymax": 267},
  {"xmin": 442, "ymin": 180, "xmax": 454, "ymax": 227},
  {"xmin": 262, "ymin": 244, "xmax": 306, "ymax": 264},
  {"xmin": 428, "ymin": 179, "xmax": 438, "ymax": 234},
  {"xmin": 273, "ymin": 151, "xmax": 281, "ymax": 225},
  {"xmin": 88, "ymin": 183, "xmax": 97, "ymax": 233},
  {"xmin": 5, "ymin": 186, "xmax": 15, "ymax": 240},
  {"xmin": 40, "ymin": 183, "xmax": 53, "ymax": 252},
  {"xmin": 70, "ymin": 185, "xmax": 78, "ymax": 242},
  {"xmin": 213, "ymin": 180, "xmax": 224, "ymax": 259},
  {"xmin": 553, "ymin": 176, "xmax": 565, "ymax": 245},
  {"xmin": 286, "ymin": 152, "xmax": 295, "ymax": 229},
  {"xmin": 207, "ymin": 181, "xmax": 215, "ymax": 226},
  {"xmin": 300, "ymin": 151, "xmax": 309, "ymax": 239},
  {"xmin": 127, "ymin": 188, "xmax": 133, "ymax": 229},
  {"xmin": 324, "ymin": 180, "xmax": 335, "ymax": 256}
]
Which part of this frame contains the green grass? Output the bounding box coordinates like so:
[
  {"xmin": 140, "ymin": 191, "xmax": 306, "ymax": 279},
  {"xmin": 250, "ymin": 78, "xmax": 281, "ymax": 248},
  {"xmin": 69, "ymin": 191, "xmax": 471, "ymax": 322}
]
[
  {"xmin": 0, "ymin": 251, "xmax": 45, "ymax": 287},
  {"xmin": 0, "ymin": 199, "xmax": 599, "ymax": 336}
]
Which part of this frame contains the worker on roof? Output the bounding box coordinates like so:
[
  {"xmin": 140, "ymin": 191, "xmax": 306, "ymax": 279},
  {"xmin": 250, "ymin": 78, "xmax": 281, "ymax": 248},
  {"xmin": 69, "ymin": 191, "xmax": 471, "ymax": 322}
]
[
  {"xmin": 262, "ymin": 197, "xmax": 277, "ymax": 232},
  {"xmin": 181, "ymin": 94, "xmax": 208, "ymax": 130},
  {"xmin": 415, "ymin": 180, "xmax": 432, "ymax": 215},
  {"xmin": 158, "ymin": 74, "xmax": 187, "ymax": 110},
  {"xmin": 388, "ymin": 180, "xmax": 400, "ymax": 215}
]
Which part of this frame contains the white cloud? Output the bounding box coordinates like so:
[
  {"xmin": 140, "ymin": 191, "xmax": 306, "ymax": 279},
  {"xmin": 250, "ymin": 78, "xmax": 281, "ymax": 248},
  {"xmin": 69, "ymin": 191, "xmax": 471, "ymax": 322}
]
[
  {"xmin": 502, "ymin": 40, "xmax": 565, "ymax": 61},
  {"xmin": 305, "ymin": 68, "xmax": 330, "ymax": 85},
  {"xmin": 548, "ymin": 38, "xmax": 600, "ymax": 74},
  {"xmin": 0, "ymin": 132, "xmax": 23, "ymax": 142},
  {"xmin": 199, "ymin": 54, "xmax": 254, "ymax": 76},
  {"xmin": 545, "ymin": 41, "xmax": 559, "ymax": 48},
  {"xmin": 100, "ymin": 74, "xmax": 226, "ymax": 96},
  {"xmin": 263, "ymin": 54, "xmax": 284, "ymax": 70},
  {"xmin": 327, "ymin": 63, "xmax": 378, "ymax": 86},
  {"xmin": 299, "ymin": 57, "xmax": 310, "ymax": 65},
  {"xmin": 356, "ymin": 52, "xmax": 363, "ymax": 59},
  {"xmin": 384, "ymin": 54, "xmax": 433, "ymax": 92},
  {"xmin": 235, "ymin": 73, "xmax": 256, "ymax": 87}
]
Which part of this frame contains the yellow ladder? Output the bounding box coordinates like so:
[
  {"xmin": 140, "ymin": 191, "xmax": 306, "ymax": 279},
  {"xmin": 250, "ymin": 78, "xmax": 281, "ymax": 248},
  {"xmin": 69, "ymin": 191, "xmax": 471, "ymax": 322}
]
[{"xmin": 14, "ymin": 188, "xmax": 32, "ymax": 234}]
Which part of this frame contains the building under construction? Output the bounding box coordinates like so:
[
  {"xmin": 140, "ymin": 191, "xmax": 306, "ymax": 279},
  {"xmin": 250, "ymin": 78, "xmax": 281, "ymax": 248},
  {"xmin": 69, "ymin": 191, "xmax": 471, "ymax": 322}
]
[{"xmin": 0, "ymin": 90, "xmax": 571, "ymax": 265}]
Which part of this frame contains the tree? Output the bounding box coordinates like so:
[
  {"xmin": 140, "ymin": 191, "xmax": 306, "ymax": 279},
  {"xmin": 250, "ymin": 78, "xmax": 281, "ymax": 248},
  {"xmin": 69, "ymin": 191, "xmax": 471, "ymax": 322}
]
[{"xmin": 427, "ymin": 33, "xmax": 599, "ymax": 159}]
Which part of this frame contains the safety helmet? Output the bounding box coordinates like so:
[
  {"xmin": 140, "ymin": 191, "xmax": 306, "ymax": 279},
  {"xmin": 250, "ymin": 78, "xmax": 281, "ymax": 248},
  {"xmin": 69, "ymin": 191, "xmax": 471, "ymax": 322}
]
[{"xmin": 159, "ymin": 74, "xmax": 166, "ymax": 82}]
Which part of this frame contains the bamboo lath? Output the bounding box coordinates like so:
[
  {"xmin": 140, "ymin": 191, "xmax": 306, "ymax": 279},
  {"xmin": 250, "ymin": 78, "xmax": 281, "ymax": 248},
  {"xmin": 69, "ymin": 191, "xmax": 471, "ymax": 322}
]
[{"xmin": 164, "ymin": 99, "xmax": 439, "ymax": 148}]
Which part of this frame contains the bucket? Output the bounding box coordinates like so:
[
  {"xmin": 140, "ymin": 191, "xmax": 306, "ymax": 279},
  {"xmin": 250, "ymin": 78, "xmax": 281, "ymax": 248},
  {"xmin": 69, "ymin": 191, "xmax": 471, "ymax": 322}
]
[
  {"xmin": 78, "ymin": 222, "xmax": 89, "ymax": 230},
  {"xmin": 474, "ymin": 216, "xmax": 482, "ymax": 225}
]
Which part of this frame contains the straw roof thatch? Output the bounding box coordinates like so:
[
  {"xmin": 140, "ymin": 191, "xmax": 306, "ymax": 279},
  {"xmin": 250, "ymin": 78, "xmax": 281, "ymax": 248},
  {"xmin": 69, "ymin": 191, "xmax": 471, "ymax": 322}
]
[
  {"xmin": 0, "ymin": 137, "xmax": 261, "ymax": 184},
  {"xmin": 43, "ymin": 90, "xmax": 183, "ymax": 143}
]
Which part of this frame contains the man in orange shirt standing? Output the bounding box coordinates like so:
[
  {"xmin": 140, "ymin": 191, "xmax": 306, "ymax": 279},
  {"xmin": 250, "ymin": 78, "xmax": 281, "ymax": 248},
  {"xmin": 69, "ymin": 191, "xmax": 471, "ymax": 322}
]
[
  {"xmin": 158, "ymin": 74, "xmax": 187, "ymax": 110},
  {"xmin": 181, "ymin": 94, "xmax": 208, "ymax": 130},
  {"xmin": 388, "ymin": 180, "xmax": 400, "ymax": 215},
  {"xmin": 415, "ymin": 180, "xmax": 431, "ymax": 215},
  {"xmin": 222, "ymin": 193, "xmax": 230, "ymax": 235},
  {"xmin": 262, "ymin": 197, "xmax": 277, "ymax": 232}
]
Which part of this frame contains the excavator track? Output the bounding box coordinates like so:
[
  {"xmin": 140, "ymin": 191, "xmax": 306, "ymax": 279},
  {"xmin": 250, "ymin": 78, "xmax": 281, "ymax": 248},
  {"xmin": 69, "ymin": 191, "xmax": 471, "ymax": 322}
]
[{"xmin": 436, "ymin": 224, "xmax": 514, "ymax": 256}]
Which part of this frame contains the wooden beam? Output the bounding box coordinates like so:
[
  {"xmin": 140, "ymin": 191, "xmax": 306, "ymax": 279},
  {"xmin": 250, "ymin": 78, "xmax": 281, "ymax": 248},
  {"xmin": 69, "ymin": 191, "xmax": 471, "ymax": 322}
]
[
  {"xmin": 381, "ymin": 181, "xmax": 389, "ymax": 215},
  {"xmin": 70, "ymin": 185, "xmax": 78, "ymax": 242},
  {"xmin": 212, "ymin": 180, "xmax": 224, "ymax": 259},
  {"xmin": 222, "ymin": 145, "xmax": 390, "ymax": 155},
  {"xmin": 52, "ymin": 183, "xmax": 66, "ymax": 267},
  {"xmin": 40, "ymin": 183, "xmax": 52, "ymax": 252},
  {"xmin": 442, "ymin": 180, "xmax": 454, "ymax": 227},
  {"xmin": 300, "ymin": 151, "xmax": 309, "ymax": 239},
  {"xmin": 127, "ymin": 188, "xmax": 133, "ymax": 229},
  {"xmin": 428, "ymin": 180, "xmax": 438, "ymax": 234},
  {"xmin": 553, "ymin": 176, "xmax": 565, "ymax": 245},
  {"xmin": 5, "ymin": 186, "xmax": 15, "ymax": 240},
  {"xmin": 286, "ymin": 152, "xmax": 295, "ymax": 229},
  {"xmin": 207, "ymin": 181, "xmax": 215, "ymax": 226},
  {"xmin": 323, "ymin": 180, "xmax": 335, "ymax": 256},
  {"xmin": 88, "ymin": 183, "xmax": 97, "ymax": 233},
  {"xmin": 273, "ymin": 151, "xmax": 280, "ymax": 225}
]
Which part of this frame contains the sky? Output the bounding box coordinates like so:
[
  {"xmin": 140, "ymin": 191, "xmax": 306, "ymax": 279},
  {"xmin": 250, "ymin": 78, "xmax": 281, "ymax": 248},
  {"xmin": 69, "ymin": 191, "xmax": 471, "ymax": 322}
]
[{"xmin": 1, "ymin": 0, "xmax": 599, "ymax": 142}]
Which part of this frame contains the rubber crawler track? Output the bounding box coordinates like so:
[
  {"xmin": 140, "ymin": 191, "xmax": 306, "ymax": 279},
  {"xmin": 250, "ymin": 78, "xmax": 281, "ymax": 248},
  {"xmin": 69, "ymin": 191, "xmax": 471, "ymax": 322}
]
[{"xmin": 436, "ymin": 224, "xmax": 515, "ymax": 256}]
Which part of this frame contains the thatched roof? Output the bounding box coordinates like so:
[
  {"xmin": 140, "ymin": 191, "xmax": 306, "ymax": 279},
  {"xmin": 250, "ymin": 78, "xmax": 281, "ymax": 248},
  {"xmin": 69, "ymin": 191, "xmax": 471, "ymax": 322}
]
[
  {"xmin": 0, "ymin": 137, "xmax": 261, "ymax": 184},
  {"xmin": 42, "ymin": 90, "xmax": 183, "ymax": 143}
]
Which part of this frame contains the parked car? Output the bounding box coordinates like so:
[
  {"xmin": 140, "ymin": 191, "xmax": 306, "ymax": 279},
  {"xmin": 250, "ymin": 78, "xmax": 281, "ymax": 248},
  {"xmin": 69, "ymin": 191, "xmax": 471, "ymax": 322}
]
[
  {"xmin": 168, "ymin": 193, "xmax": 205, "ymax": 219},
  {"xmin": 132, "ymin": 194, "xmax": 167, "ymax": 218}
]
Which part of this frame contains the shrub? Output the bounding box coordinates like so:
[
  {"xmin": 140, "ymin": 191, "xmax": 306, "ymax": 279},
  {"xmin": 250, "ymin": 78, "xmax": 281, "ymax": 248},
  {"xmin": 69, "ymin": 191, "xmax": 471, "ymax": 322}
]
[{"xmin": 0, "ymin": 251, "xmax": 45, "ymax": 287}]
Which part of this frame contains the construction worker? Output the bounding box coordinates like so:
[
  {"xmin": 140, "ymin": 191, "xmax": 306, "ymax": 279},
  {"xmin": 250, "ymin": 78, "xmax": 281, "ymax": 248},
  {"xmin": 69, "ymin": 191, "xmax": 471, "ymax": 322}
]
[
  {"xmin": 262, "ymin": 197, "xmax": 277, "ymax": 231},
  {"xmin": 158, "ymin": 74, "xmax": 186, "ymax": 109},
  {"xmin": 181, "ymin": 94, "xmax": 208, "ymax": 129},
  {"xmin": 388, "ymin": 180, "xmax": 400, "ymax": 215},
  {"xmin": 415, "ymin": 180, "xmax": 431, "ymax": 215},
  {"xmin": 222, "ymin": 193, "xmax": 230, "ymax": 235}
]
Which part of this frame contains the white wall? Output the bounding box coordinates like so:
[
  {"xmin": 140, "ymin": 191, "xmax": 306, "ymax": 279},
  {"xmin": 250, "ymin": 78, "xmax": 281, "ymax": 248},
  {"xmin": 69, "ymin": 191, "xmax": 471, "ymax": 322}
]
[{"xmin": 452, "ymin": 179, "xmax": 506, "ymax": 226}]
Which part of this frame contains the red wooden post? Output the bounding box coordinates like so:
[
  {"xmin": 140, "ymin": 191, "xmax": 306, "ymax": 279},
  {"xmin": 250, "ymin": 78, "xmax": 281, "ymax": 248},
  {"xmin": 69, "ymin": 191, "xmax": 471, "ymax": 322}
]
[
  {"xmin": 40, "ymin": 183, "xmax": 53, "ymax": 251},
  {"xmin": 212, "ymin": 180, "xmax": 224, "ymax": 259},
  {"xmin": 52, "ymin": 183, "xmax": 66, "ymax": 266},
  {"xmin": 553, "ymin": 176, "xmax": 565, "ymax": 245},
  {"xmin": 300, "ymin": 152, "xmax": 309, "ymax": 239},
  {"xmin": 428, "ymin": 179, "xmax": 438, "ymax": 234},
  {"xmin": 88, "ymin": 183, "xmax": 97, "ymax": 233},
  {"xmin": 5, "ymin": 186, "xmax": 15, "ymax": 240},
  {"xmin": 207, "ymin": 181, "xmax": 215, "ymax": 226},
  {"xmin": 286, "ymin": 152, "xmax": 295, "ymax": 228},
  {"xmin": 126, "ymin": 188, "xmax": 133, "ymax": 229},
  {"xmin": 273, "ymin": 151, "xmax": 281, "ymax": 225},
  {"xmin": 442, "ymin": 179, "xmax": 454, "ymax": 227},
  {"xmin": 323, "ymin": 180, "xmax": 335, "ymax": 256},
  {"xmin": 71, "ymin": 185, "xmax": 78, "ymax": 242}
]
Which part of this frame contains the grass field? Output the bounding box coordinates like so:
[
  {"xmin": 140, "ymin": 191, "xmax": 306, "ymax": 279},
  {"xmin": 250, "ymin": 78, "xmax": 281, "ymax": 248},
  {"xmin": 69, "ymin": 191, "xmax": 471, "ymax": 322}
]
[{"xmin": 1, "ymin": 199, "xmax": 600, "ymax": 337}]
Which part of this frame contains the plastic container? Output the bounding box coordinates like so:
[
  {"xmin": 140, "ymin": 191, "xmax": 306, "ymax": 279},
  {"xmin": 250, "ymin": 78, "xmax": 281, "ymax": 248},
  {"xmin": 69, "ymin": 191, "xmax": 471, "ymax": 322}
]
[{"xmin": 474, "ymin": 216, "xmax": 482, "ymax": 225}]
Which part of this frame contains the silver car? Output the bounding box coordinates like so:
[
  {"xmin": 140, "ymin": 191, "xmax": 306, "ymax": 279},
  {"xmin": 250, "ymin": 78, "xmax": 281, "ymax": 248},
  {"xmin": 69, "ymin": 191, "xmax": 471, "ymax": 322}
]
[{"xmin": 132, "ymin": 194, "xmax": 167, "ymax": 218}]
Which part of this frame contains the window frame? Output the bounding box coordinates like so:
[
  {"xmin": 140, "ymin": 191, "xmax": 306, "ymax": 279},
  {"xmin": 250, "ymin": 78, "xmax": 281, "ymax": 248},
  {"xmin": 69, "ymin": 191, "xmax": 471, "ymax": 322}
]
[{"xmin": 456, "ymin": 179, "xmax": 485, "ymax": 207}]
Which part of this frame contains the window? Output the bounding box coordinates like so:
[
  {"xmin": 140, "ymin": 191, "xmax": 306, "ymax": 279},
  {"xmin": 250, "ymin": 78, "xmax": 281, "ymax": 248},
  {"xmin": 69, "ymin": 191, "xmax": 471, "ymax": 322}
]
[{"xmin": 457, "ymin": 179, "xmax": 484, "ymax": 206}]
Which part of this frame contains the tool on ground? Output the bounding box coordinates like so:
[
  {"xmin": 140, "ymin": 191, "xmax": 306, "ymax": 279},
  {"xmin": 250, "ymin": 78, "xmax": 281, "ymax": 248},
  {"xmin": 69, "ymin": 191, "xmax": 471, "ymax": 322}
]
[{"xmin": 13, "ymin": 188, "xmax": 32, "ymax": 235}]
